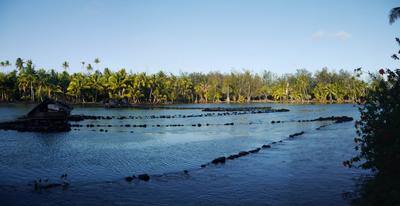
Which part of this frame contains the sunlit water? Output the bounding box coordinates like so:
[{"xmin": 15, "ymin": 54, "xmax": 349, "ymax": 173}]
[{"xmin": 0, "ymin": 103, "xmax": 367, "ymax": 205}]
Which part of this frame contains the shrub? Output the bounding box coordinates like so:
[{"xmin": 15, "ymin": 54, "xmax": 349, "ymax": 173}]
[
  {"xmin": 345, "ymin": 69, "xmax": 400, "ymax": 175},
  {"xmin": 345, "ymin": 68, "xmax": 400, "ymax": 206}
]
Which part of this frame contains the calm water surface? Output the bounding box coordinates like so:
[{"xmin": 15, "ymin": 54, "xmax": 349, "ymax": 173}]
[{"xmin": 0, "ymin": 103, "xmax": 366, "ymax": 205}]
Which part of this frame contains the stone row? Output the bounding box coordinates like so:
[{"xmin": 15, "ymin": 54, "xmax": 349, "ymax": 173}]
[
  {"xmin": 271, "ymin": 116, "xmax": 354, "ymax": 124},
  {"xmin": 68, "ymin": 109, "xmax": 290, "ymax": 122}
]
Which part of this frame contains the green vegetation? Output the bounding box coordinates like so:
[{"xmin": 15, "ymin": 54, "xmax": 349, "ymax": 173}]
[
  {"xmin": 0, "ymin": 58, "xmax": 367, "ymax": 104},
  {"xmin": 342, "ymin": 8, "xmax": 400, "ymax": 205},
  {"xmin": 346, "ymin": 36, "xmax": 400, "ymax": 206},
  {"xmin": 345, "ymin": 68, "xmax": 400, "ymax": 206}
]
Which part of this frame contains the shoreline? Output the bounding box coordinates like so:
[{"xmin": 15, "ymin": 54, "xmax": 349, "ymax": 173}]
[{"xmin": 0, "ymin": 100, "xmax": 357, "ymax": 108}]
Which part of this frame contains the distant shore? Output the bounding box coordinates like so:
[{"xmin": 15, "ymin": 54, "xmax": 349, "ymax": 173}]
[{"xmin": 0, "ymin": 100, "xmax": 356, "ymax": 108}]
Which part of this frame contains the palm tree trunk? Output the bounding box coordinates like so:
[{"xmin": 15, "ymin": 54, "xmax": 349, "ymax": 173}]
[
  {"xmin": 227, "ymin": 87, "xmax": 230, "ymax": 103},
  {"xmin": 149, "ymin": 88, "xmax": 153, "ymax": 102},
  {"xmin": 30, "ymin": 82, "xmax": 34, "ymax": 102},
  {"xmin": 247, "ymin": 84, "xmax": 251, "ymax": 102}
]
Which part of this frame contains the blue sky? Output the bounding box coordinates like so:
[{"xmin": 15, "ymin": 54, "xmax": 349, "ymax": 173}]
[{"xmin": 0, "ymin": 0, "xmax": 399, "ymax": 74}]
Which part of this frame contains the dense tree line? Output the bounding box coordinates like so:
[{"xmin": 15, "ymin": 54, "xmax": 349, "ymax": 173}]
[{"xmin": 0, "ymin": 58, "xmax": 367, "ymax": 104}]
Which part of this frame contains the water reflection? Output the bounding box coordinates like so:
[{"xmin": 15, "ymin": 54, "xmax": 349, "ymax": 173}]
[{"xmin": 0, "ymin": 104, "xmax": 365, "ymax": 205}]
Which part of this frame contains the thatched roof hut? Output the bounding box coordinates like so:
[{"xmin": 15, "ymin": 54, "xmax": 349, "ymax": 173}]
[{"xmin": 26, "ymin": 98, "xmax": 72, "ymax": 120}]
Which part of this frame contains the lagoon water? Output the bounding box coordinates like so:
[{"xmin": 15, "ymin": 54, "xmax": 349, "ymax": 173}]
[{"xmin": 0, "ymin": 104, "xmax": 366, "ymax": 205}]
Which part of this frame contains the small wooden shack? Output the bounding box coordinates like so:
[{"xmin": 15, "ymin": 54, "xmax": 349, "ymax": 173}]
[
  {"xmin": 0, "ymin": 99, "xmax": 73, "ymax": 132},
  {"xmin": 26, "ymin": 98, "xmax": 72, "ymax": 120}
]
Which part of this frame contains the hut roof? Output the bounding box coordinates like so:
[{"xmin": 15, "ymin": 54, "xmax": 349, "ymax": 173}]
[{"xmin": 27, "ymin": 98, "xmax": 72, "ymax": 118}]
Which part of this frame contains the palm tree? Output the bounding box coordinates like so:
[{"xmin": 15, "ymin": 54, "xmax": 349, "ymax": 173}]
[
  {"xmin": 86, "ymin": 64, "xmax": 93, "ymax": 73},
  {"xmin": 108, "ymin": 69, "xmax": 128, "ymax": 99},
  {"xmin": 194, "ymin": 82, "xmax": 209, "ymax": 102},
  {"xmin": 0, "ymin": 61, "xmax": 10, "ymax": 70},
  {"xmin": 126, "ymin": 74, "xmax": 143, "ymax": 103},
  {"xmin": 0, "ymin": 72, "xmax": 6, "ymax": 101},
  {"xmin": 36, "ymin": 69, "xmax": 50, "ymax": 101},
  {"xmin": 62, "ymin": 61, "xmax": 69, "ymax": 71},
  {"xmin": 24, "ymin": 60, "xmax": 37, "ymax": 102},
  {"xmin": 272, "ymin": 84, "xmax": 286, "ymax": 102},
  {"xmin": 15, "ymin": 58, "xmax": 24, "ymax": 73},
  {"xmin": 94, "ymin": 58, "xmax": 100, "ymax": 70},
  {"xmin": 87, "ymin": 71, "xmax": 105, "ymax": 102},
  {"xmin": 81, "ymin": 61, "xmax": 85, "ymax": 71},
  {"xmin": 17, "ymin": 72, "xmax": 28, "ymax": 100},
  {"xmin": 390, "ymin": 7, "xmax": 400, "ymax": 24},
  {"xmin": 313, "ymin": 83, "xmax": 328, "ymax": 103},
  {"xmin": 67, "ymin": 73, "xmax": 86, "ymax": 102},
  {"xmin": 325, "ymin": 83, "xmax": 337, "ymax": 103},
  {"xmin": 222, "ymin": 77, "xmax": 231, "ymax": 103}
]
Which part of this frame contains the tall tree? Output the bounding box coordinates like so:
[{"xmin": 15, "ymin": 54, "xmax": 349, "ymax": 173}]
[
  {"xmin": 62, "ymin": 61, "xmax": 69, "ymax": 71},
  {"xmin": 81, "ymin": 61, "xmax": 85, "ymax": 70},
  {"xmin": 86, "ymin": 64, "xmax": 93, "ymax": 73},
  {"xmin": 94, "ymin": 58, "xmax": 100, "ymax": 71},
  {"xmin": 15, "ymin": 58, "xmax": 24, "ymax": 73}
]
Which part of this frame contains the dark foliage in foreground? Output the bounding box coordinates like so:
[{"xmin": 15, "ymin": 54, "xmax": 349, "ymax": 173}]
[
  {"xmin": 345, "ymin": 69, "xmax": 400, "ymax": 205},
  {"xmin": 346, "ymin": 9, "xmax": 400, "ymax": 205}
]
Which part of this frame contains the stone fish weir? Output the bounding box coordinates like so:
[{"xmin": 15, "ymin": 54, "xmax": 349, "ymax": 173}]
[{"xmin": 0, "ymin": 98, "xmax": 72, "ymax": 132}]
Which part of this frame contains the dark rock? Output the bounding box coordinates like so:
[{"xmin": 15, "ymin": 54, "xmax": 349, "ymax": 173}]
[
  {"xmin": 138, "ymin": 174, "xmax": 150, "ymax": 181},
  {"xmin": 211, "ymin": 156, "xmax": 226, "ymax": 164},
  {"xmin": 125, "ymin": 176, "xmax": 134, "ymax": 182},
  {"xmin": 227, "ymin": 154, "xmax": 239, "ymax": 160},
  {"xmin": 289, "ymin": 131, "xmax": 305, "ymax": 138},
  {"xmin": 249, "ymin": 148, "xmax": 261, "ymax": 153},
  {"xmin": 262, "ymin": 144, "xmax": 271, "ymax": 148},
  {"xmin": 335, "ymin": 116, "xmax": 354, "ymax": 123},
  {"xmin": 238, "ymin": 151, "xmax": 249, "ymax": 156},
  {"xmin": 42, "ymin": 183, "xmax": 62, "ymax": 189},
  {"xmin": 0, "ymin": 119, "xmax": 71, "ymax": 132},
  {"xmin": 201, "ymin": 107, "xmax": 289, "ymax": 112}
]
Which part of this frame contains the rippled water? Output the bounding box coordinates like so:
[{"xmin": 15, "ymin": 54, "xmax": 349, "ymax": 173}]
[{"xmin": 0, "ymin": 103, "xmax": 367, "ymax": 205}]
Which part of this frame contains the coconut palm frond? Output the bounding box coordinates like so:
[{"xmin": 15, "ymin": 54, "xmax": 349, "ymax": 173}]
[{"xmin": 389, "ymin": 7, "xmax": 400, "ymax": 24}]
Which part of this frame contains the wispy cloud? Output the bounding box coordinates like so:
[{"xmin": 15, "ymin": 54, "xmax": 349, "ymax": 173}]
[
  {"xmin": 334, "ymin": 31, "xmax": 351, "ymax": 40},
  {"xmin": 311, "ymin": 31, "xmax": 325, "ymax": 40},
  {"xmin": 311, "ymin": 30, "xmax": 351, "ymax": 41}
]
